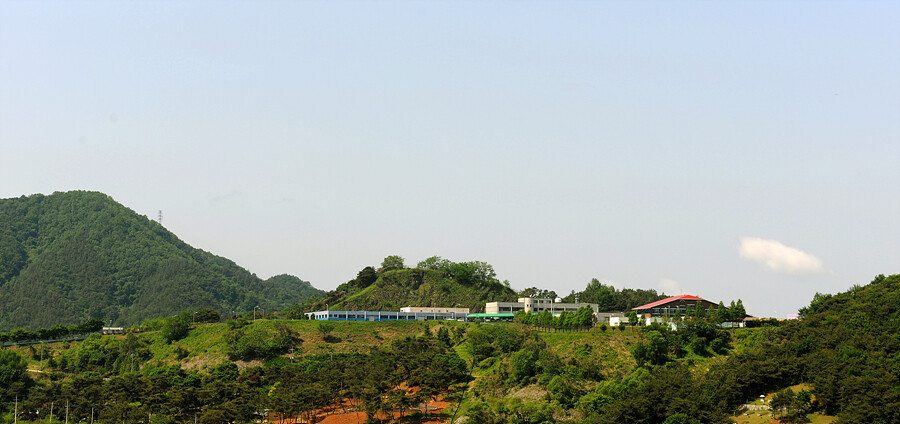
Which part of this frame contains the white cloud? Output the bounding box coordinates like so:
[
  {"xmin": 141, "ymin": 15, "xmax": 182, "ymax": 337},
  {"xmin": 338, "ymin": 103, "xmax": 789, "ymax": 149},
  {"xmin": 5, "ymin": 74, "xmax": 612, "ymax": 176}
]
[
  {"xmin": 738, "ymin": 237, "xmax": 824, "ymax": 275},
  {"xmin": 658, "ymin": 278, "xmax": 682, "ymax": 295}
]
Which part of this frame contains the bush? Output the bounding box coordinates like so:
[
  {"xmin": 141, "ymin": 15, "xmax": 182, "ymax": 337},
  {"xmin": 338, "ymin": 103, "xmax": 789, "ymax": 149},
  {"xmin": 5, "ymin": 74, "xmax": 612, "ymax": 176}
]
[
  {"xmin": 710, "ymin": 337, "xmax": 728, "ymax": 354},
  {"xmin": 577, "ymin": 390, "xmax": 613, "ymax": 415},
  {"xmin": 547, "ymin": 375, "xmax": 584, "ymax": 408},
  {"xmin": 632, "ymin": 330, "xmax": 669, "ymax": 366},
  {"xmin": 477, "ymin": 357, "xmax": 496, "ymax": 369},
  {"xmin": 226, "ymin": 317, "xmax": 248, "ymax": 330},
  {"xmin": 212, "ymin": 361, "xmax": 239, "ymax": 381},
  {"xmin": 690, "ymin": 337, "xmax": 709, "ymax": 356},
  {"xmin": 226, "ymin": 324, "xmax": 295, "ymax": 360},
  {"xmin": 467, "ymin": 325, "xmax": 522, "ymax": 363},
  {"xmin": 510, "ymin": 349, "xmax": 538, "ymax": 382},
  {"xmin": 0, "ymin": 350, "xmax": 28, "ymax": 386},
  {"xmin": 663, "ymin": 413, "xmax": 702, "ymax": 424},
  {"xmin": 173, "ymin": 346, "xmax": 189, "ymax": 360},
  {"xmin": 194, "ymin": 308, "xmax": 220, "ymax": 323},
  {"xmin": 161, "ymin": 313, "xmax": 191, "ymax": 343},
  {"xmin": 316, "ymin": 321, "xmax": 336, "ymax": 339}
]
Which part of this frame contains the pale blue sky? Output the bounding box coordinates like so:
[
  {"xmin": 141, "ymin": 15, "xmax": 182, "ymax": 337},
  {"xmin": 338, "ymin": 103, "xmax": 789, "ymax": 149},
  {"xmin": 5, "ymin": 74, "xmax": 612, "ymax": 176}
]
[{"xmin": 2, "ymin": 1, "xmax": 898, "ymax": 317}]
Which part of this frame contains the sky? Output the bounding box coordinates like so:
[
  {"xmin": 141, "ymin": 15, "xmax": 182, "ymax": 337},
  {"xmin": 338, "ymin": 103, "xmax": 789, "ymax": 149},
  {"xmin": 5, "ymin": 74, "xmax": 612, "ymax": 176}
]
[{"xmin": 2, "ymin": 1, "xmax": 898, "ymax": 318}]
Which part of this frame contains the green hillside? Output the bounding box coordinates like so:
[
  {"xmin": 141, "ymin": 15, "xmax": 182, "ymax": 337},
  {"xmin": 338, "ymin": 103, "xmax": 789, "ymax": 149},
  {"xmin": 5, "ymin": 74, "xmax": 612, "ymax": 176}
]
[
  {"xmin": 0, "ymin": 191, "xmax": 323, "ymax": 330},
  {"xmin": 304, "ymin": 256, "xmax": 518, "ymax": 313},
  {"xmin": 578, "ymin": 273, "xmax": 900, "ymax": 424},
  {"xmin": 1, "ymin": 274, "xmax": 896, "ymax": 423}
]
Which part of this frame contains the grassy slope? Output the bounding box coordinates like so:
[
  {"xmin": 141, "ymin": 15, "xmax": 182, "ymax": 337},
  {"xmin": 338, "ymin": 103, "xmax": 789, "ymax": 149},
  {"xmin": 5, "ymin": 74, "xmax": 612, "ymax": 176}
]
[
  {"xmin": 14, "ymin": 320, "xmax": 768, "ymax": 374},
  {"xmin": 17, "ymin": 320, "xmax": 646, "ymax": 376},
  {"xmin": 537, "ymin": 329, "xmax": 641, "ymax": 379},
  {"xmin": 159, "ymin": 319, "xmax": 456, "ymax": 369}
]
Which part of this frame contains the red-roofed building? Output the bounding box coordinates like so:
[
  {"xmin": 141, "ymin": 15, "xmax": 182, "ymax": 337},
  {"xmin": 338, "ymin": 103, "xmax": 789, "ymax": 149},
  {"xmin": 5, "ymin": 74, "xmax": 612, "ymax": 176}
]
[{"xmin": 633, "ymin": 295, "xmax": 720, "ymax": 325}]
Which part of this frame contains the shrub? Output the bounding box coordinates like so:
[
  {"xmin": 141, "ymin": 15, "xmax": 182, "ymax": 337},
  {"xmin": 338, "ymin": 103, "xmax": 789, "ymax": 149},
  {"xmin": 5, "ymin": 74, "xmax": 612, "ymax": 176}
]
[
  {"xmin": 194, "ymin": 308, "xmax": 220, "ymax": 323},
  {"xmin": 710, "ymin": 337, "xmax": 728, "ymax": 354},
  {"xmin": 663, "ymin": 413, "xmax": 702, "ymax": 424},
  {"xmin": 212, "ymin": 361, "xmax": 239, "ymax": 381},
  {"xmin": 0, "ymin": 350, "xmax": 28, "ymax": 386},
  {"xmin": 161, "ymin": 314, "xmax": 190, "ymax": 343},
  {"xmin": 510, "ymin": 349, "xmax": 538, "ymax": 382},
  {"xmin": 547, "ymin": 375, "xmax": 584, "ymax": 408},
  {"xmin": 477, "ymin": 357, "xmax": 496, "ymax": 369},
  {"xmin": 226, "ymin": 317, "xmax": 248, "ymax": 330},
  {"xmin": 690, "ymin": 337, "xmax": 709, "ymax": 356},
  {"xmin": 226, "ymin": 324, "xmax": 295, "ymax": 360},
  {"xmin": 467, "ymin": 325, "xmax": 523, "ymax": 363},
  {"xmin": 173, "ymin": 346, "xmax": 189, "ymax": 360},
  {"xmin": 316, "ymin": 321, "xmax": 336, "ymax": 339}
]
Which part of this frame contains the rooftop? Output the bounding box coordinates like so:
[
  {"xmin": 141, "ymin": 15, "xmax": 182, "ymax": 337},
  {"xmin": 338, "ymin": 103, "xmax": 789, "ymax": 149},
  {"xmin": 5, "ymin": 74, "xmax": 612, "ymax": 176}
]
[{"xmin": 632, "ymin": 295, "xmax": 706, "ymax": 310}]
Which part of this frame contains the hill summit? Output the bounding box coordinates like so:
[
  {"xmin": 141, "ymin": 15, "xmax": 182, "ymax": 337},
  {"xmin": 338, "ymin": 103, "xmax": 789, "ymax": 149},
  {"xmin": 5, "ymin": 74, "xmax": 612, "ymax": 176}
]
[
  {"xmin": 304, "ymin": 255, "xmax": 518, "ymax": 313},
  {"xmin": 0, "ymin": 191, "xmax": 323, "ymax": 330}
]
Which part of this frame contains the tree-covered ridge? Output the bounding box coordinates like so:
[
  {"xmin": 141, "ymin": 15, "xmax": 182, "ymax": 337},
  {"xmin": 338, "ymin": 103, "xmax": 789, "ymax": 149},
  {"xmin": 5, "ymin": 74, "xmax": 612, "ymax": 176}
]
[
  {"xmin": 0, "ymin": 191, "xmax": 323, "ymax": 330},
  {"xmin": 305, "ymin": 256, "xmax": 517, "ymax": 313},
  {"xmin": 589, "ymin": 274, "xmax": 900, "ymax": 424},
  {"xmin": 775, "ymin": 273, "xmax": 900, "ymax": 422}
]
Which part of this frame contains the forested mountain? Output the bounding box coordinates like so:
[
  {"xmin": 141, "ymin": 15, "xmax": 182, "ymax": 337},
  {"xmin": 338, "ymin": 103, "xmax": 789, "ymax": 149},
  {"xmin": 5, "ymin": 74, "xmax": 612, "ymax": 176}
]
[
  {"xmin": 303, "ymin": 255, "xmax": 518, "ymax": 313},
  {"xmin": 0, "ymin": 191, "xmax": 323, "ymax": 330}
]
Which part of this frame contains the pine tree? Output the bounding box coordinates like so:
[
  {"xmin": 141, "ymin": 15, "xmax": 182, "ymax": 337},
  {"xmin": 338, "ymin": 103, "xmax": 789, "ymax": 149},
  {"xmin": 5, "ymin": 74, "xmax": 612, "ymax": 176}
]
[
  {"xmin": 712, "ymin": 301, "xmax": 727, "ymax": 324},
  {"xmin": 733, "ymin": 299, "xmax": 746, "ymax": 320}
]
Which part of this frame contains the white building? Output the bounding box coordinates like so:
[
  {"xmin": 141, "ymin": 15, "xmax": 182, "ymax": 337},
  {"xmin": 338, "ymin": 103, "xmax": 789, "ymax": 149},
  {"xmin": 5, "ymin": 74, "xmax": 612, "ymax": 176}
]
[
  {"xmin": 400, "ymin": 306, "xmax": 470, "ymax": 314},
  {"xmin": 485, "ymin": 297, "xmax": 599, "ymax": 315},
  {"xmin": 305, "ymin": 310, "xmax": 467, "ymax": 321},
  {"xmin": 597, "ymin": 312, "xmax": 626, "ymax": 326}
]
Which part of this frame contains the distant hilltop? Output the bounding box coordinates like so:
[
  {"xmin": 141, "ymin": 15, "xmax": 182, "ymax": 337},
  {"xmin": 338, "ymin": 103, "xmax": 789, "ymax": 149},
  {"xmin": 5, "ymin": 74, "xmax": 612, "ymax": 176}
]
[
  {"xmin": 302, "ymin": 255, "xmax": 518, "ymax": 314},
  {"xmin": 0, "ymin": 191, "xmax": 324, "ymax": 330}
]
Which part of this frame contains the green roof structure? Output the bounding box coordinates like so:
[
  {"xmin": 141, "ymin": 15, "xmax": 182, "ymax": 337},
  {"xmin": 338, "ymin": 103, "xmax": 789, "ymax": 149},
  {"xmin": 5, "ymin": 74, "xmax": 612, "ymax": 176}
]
[{"xmin": 465, "ymin": 313, "xmax": 515, "ymax": 321}]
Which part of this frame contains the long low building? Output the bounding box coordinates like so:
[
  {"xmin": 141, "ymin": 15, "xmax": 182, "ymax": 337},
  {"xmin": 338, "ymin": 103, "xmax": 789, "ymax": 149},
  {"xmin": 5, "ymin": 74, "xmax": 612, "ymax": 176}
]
[
  {"xmin": 305, "ymin": 310, "xmax": 468, "ymax": 321},
  {"xmin": 400, "ymin": 306, "xmax": 470, "ymax": 314},
  {"xmin": 485, "ymin": 297, "xmax": 599, "ymax": 315}
]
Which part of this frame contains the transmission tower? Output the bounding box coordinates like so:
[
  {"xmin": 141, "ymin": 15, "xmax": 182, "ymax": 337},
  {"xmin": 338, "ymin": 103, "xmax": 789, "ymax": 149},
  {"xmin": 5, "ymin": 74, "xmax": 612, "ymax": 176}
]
[{"xmin": 158, "ymin": 210, "xmax": 163, "ymax": 224}]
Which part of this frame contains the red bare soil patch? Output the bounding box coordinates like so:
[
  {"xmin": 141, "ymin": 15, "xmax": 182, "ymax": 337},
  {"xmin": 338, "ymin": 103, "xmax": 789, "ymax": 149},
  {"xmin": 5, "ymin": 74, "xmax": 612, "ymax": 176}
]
[{"xmin": 265, "ymin": 398, "xmax": 453, "ymax": 424}]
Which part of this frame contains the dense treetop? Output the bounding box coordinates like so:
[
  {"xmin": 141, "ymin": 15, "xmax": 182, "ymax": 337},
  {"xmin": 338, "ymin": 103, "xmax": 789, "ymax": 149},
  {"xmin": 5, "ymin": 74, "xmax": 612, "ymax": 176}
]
[{"xmin": 562, "ymin": 278, "xmax": 667, "ymax": 311}]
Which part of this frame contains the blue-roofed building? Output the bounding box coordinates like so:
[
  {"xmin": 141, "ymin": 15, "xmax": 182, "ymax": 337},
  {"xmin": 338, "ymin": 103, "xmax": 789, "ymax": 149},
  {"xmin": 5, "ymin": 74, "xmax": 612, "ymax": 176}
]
[{"xmin": 304, "ymin": 310, "xmax": 468, "ymax": 321}]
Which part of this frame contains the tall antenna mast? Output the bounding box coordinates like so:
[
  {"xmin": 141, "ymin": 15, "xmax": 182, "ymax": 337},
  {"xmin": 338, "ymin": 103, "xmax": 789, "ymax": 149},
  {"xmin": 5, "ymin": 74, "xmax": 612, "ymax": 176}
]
[{"xmin": 158, "ymin": 210, "xmax": 163, "ymax": 224}]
